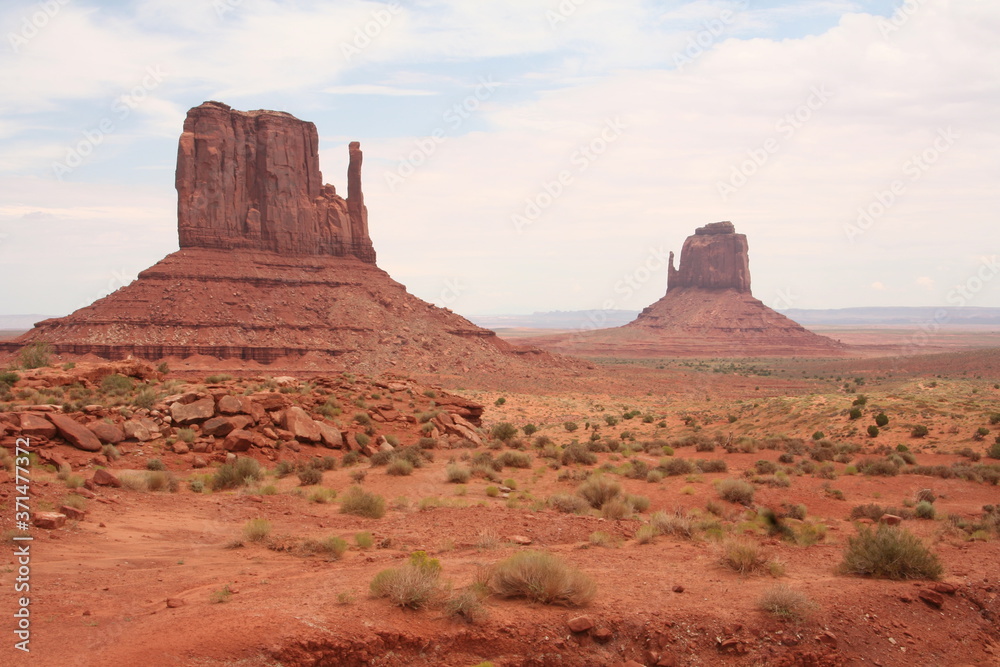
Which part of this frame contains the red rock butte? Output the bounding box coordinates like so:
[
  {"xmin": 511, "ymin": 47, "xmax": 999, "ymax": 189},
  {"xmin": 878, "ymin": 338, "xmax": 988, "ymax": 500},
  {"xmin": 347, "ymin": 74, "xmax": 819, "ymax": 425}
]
[
  {"xmin": 3, "ymin": 102, "xmax": 565, "ymax": 374},
  {"xmin": 521, "ymin": 221, "xmax": 845, "ymax": 357}
]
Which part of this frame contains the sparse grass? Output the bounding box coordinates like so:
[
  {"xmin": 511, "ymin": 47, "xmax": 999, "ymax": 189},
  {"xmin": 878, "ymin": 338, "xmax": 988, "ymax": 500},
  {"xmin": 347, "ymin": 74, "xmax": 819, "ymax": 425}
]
[
  {"xmin": 588, "ymin": 531, "xmax": 618, "ymax": 547},
  {"xmin": 758, "ymin": 584, "xmax": 817, "ymax": 622},
  {"xmin": 386, "ymin": 458, "xmax": 414, "ymax": 476},
  {"xmin": 355, "ymin": 531, "xmax": 374, "ymax": 549},
  {"xmin": 444, "ymin": 587, "xmax": 487, "ymax": 623},
  {"xmin": 369, "ymin": 553, "xmax": 442, "ymax": 609},
  {"xmin": 445, "ymin": 463, "xmax": 471, "ymax": 483},
  {"xmin": 309, "ymin": 488, "xmax": 337, "ymax": 504},
  {"xmin": 146, "ymin": 458, "xmax": 165, "ymax": 471},
  {"xmin": 486, "ymin": 551, "xmax": 596, "ymax": 606},
  {"xmin": 839, "ymin": 525, "xmax": 943, "ymax": 580},
  {"xmin": 650, "ymin": 509, "xmax": 695, "ymax": 538},
  {"xmin": 600, "ymin": 497, "xmax": 631, "ymax": 520},
  {"xmin": 340, "ymin": 486, "xmax": 386, "ymax": 519},
  {"xmin": 297, "ymin": 467, "xmax": 323, "ymax": 486},
  {"xmin": 548, "ymin": 494, "xmax": 590, "ymax": 514},
  {"xmin": 243, "ymin": 518, "xmax": 271, "ymax": 543},
  {"xmin": 635, "ymin": 524, "xmax": 659, "ymax": 544},
  {"xmin": 210, "ymin": 585, "xmax": 233, "ymax": 604}
]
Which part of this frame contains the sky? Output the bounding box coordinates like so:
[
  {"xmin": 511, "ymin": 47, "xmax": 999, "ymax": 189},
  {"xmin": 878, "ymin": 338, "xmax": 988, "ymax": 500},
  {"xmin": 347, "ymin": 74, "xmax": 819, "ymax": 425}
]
[{"xmin": 0, "ymin": 0, "xmax": 997, "ymax": 320}]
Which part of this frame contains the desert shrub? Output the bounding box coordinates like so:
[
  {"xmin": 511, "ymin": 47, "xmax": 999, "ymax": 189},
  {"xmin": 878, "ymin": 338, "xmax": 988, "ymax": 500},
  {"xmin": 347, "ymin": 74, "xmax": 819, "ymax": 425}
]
[
  {"xmin": 340, "ymin": 486, "xmax": 386, "ymax": 519},
  {"xmin": 274, "ymin": 460, "xmax": 294, "ymax": 477},
  {"xmin": 626, "ymin": 494, "xmax": 650, "ymax": 512},
  {"xmin": 650, "ymin": 509, "xmax": 695, "ymax": 538},
  {"xmin": 867, "ymin": 425, "xmax": 880, "ymax": 438},
  {"xmin": 491, "ymin": 422, "xmax": 518, "ymax": 442},
  {"xmin": 911, "ymin": 424, "xmax": 929, "ymax": 438},
  {"xmin": 778, "ymin": 452, "xmax": 795, "ymax": 464},
  {"xmin": 758, "ymin": 584, "xmax": 817, "ymax": 621},
  {"xmin": 146, "ymin": 458, "xmax": 165, "ymax": 471},
  {"xmin": 445, "ymin": 587, "xmax": 487, "ymax": 623},
  {"xmin": 561, "ymin": 443, "xmax": 597, "ymax": 466},
  {"xmin": 354, "ymin": 432, "xmax": 371, "ymax": 448},
  {"xmin": 695, "ymin": 440, "xmax": 715, "ymax": 453},
  {"xmin": 785, "ymin": 503, "xmax": 808, "ymax": 520},
  {"xmin": 717, "ymin": 479, "xmax": 755, "ymax": 506},
  {"xmin": 548, "ymin": 494, "xmax": 590, "ymax": 514},
  {"xmin": 719, "ymin": 538, "xmax": 770, "ymax": 575},
  {"xmin": 858, "ymin": 457, "xmax": 898, "ymax": 476},
  {"xmin": 914, "ymin": 501, "xmax": 936, "ymax": 519},
  {"xmin": 564, "ymin": 421, "xmax": 579, "ymax": 432},
  {"xmin": 588, "ymin": 531, "xmax": 617, "ymax": 547},
  {"xmin": 146, "ymin": 471, "xmax": 178, "ymax": 492},
  {"xmin": 600, "ymin": 497, "xmax": 631, "ymax": 520},
  {"xmin": 916, "ymin": 488, "xmax": 936, "ymax": 503},
  {"xmin": 577, "ymin": 475, "xmax": 622, "ymax": 509},
  {"xmin": 874, "ymin": 412, "xmax": 889, "ymax": 427},
  {"xmin": 18, "ymin": 342, "xmax": 51, "ymax": 369},
  {"xmin": 622, "ymin": 458, "xmax": 650, "ymax": 479},
  {"xmin": 176, "ymin": 427, "xmax": 196, "ymax": 443},
  {"xmin": 974, "ymin": 427, "xmax": 990, "ymax": 441},
  {"xmin": 486, "ymin": 551, "xmax": 595, "ymax": 606},
  {"xmin": 354, "ymin": 412, "xmax": 372, "ymax": 426},
  {"xmin": 0, "ymin": 370, "xmax": 20, "ymax": 386},
  {"xmin": 297, "ymin": 466, "xmax": 323, "ymax": 485},
  {"xmin": 355, "ymin": 531, "xmax": 374, "ymax": 548},
  {"xmin": 418, "ymin": 437, "xmax": 437, "ymax": 449},
  {"xmin": 697, "ymin": 459, "xmax": 728, "ymax": 473},
  {"xmin": 386, "ymin": 458, "xmax": 414, "ymax": 476},
  {"xmin": 755, "ymin": 460, "xmax": 778, "ymax": 475},
  {"xmin": 635, "ymin": 525, "xmax": 659, "ymax": 544},
  {"xmin": 212, "ymin": 457, "xmax": 262, "ymax": 490},
  {"xmin": 497, "ymin": 451, "xmax": 531, "ymax": 469},
  {"xmin": 446, "ymin": 464, "xmax": 471, "ymax": 483},
  {"xmin": 839, "ymin": 525, "xmax": 943, "ymax": 580},
  {"xmin": 243, "ymin": 518, "xmax": 271, "ymax": 543},
  {"xmin": 850, "ymin": 503, "xmax": 886, "ymax": 521},
  {"xmin": 988, "ymin": 441, "xmax": 1000, "ymax": 459},
  {"xmin": 660, "ymin": 458, "xmax": 694, "ymax": 476},
  {"xmin": 369, "ymin": 554, "xmax": 441, "ymax": 609},
  {"xmin": 646, "ymin": 469, "xmax": 664, "ymax": 483},
  {"xmin": 849, "ymin": 408, "xmax": 862, "ymax": 420}
]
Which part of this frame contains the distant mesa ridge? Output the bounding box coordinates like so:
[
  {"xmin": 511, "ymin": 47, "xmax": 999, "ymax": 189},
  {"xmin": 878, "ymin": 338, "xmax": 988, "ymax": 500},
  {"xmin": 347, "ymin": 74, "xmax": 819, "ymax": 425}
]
[{"xmin": 517, "ymin": 221, "xmax": 846, "ymax": 357}]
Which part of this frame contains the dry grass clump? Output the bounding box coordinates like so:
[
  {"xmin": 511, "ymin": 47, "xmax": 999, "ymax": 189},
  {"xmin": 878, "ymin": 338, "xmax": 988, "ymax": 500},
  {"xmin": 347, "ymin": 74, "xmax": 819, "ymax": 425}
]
[
  {"xmin": 649, "ymin": 509, "xmax": 696, "ymax": 538},
  {"xmin": 369, "ymin": 551, "xmax": 442, "ymax": 609},
  {"xmin": 340, "ymin": 486, "xmax": 387, "ymax": 519},
  {"xmin": 758, "ymin": 584, "xmax": 818, "ymax": 622},
  {"xmin": 444, "ymin": 587, "xmax": 488, "ymax": 623},
  {"xmin": 486, "ymin": 551, "xmax": 596, "ymax": 606},
  {"xmin": 548, "ymin": 493, "xmax": 591, "ymax": 514},
  {"xmin": 577, "ymin": 475, "xmax": 622, "ymax": 509},
  {"xmin": 839, "ymin": 525, "xmax": 943, "ymax": 580},
  {"xmin": 718, "ymin": 538, "xmax": 780, "ymax": 576},
  {"xmin": 716, "ymin": 478, "xmax": 755, "ymax": 505},
  {"xmin": 242, "ymin": 518, "xmax": 271, "ymax": 543},
  {"xmin": 446, "ymin": 464, "xmax": 471, "ymax": 483}
]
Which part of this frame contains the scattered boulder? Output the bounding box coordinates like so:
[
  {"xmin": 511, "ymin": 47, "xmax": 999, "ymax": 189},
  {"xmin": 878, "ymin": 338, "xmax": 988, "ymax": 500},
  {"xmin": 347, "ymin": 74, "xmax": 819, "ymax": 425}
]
[
  {"xmin": 172, "ymin": 442, "xmax": 190, "ymax": 455},
  {"xmin": 166, "ymin": 598, "xmax": 185, "ymax": 608},
  {"xmin": 192, "ymin": 456, "xmax": 208, "ymax": 468},
  {"xmin": 203, "ymin": 416, "xmax": 237, "ymax": 438},
  {"xmin": 123, "ymin": 419, "xmax": 157, "ymax": 442},
  {"xmin": 87, "ymin": 421, "xmax": 124, "ymax": 445},
  {"xmin": 60, "ymin": 505, "xmax": 86, "ymax": 521},
  {"xmin": 223, "ymin": 430, "xmax": 255, "ymax": 452},
  {"xmin": 33, "ymin": 512, "xmax": 67, "ymax": 529},
  {"xmin": 282, "ymin": 406, "xmax": 322, "ymax": 443},
  {"xmin": 919, "ymin": 589, "xmax": 944, "ymax": 609},
  {"xmin": 316, "ymin": 422, "xmax": 343, "ymax": 449},
  {"xmin": 19, "ymin": 412, "xmax": 57, "ymax": 439},
  {"xmin": 92, "ymin": 469, "xmax": 122, "ymax": 488},
  {"xmin": 880, "ymin": 514, "xmax": 903, "ymax": 526},
  {"xmin": 217, "ymin": 395, "xmax": 250, "ymax": 415},
  {"xmin": 170, "ymin": 398, "xmax": 216, "ymax": 424},
  {"xmin": 47, "ymin": 413, "xmax": 103, "ymax": 452},
  {"xmin": 567, "ymin": 615, "xmax": 595, "ymax": 633}
]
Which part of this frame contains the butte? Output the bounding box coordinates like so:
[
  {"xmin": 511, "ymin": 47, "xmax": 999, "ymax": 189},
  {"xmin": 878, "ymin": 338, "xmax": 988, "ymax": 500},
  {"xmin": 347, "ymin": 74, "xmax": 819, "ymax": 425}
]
[
  {"xmin": 4, "ymin": 101, "xmax": 560, "ymax": 375},
  {"xmin": 523, "ymin": 221, "xmax": 845, "ymax": 357}
]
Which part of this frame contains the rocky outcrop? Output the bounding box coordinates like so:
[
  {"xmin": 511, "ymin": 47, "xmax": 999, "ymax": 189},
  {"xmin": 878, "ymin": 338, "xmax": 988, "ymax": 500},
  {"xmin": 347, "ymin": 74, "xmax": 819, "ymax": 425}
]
[
  {"xmin": 176, "ymin": 101, "xmax": 375, "ymax": 263},
  {"xmin": 2, "ymin": 102, "xmax": 573, "ymax": 376},
  {"xmin": 667, "ymin": 221, "xmax": 750, "ymax": 293}
]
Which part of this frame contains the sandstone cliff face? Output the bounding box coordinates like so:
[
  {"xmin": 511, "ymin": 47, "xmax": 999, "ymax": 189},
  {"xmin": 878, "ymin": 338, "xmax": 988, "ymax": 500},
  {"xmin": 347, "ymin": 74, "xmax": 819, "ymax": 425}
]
[
  {"xmin": 667, "ymin": 221, "xmax": 750, "ymax": 293},
  {"xmin": 176, "ymin": 101, "xmax": 375, "ymax": 262}
]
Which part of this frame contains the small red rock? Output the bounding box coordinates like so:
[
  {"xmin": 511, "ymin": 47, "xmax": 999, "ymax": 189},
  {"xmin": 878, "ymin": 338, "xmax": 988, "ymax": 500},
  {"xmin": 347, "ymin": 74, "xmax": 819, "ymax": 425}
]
[
  {"xmin": 567, "ymin": 615, "xmax": 595, "ymax": 633},
  {"xmin": 60, "ymin": 505, "xmax": 86, "ymax": 521},
  {"xmin": 510, "ymin": 535, "xmax": 532, "ymax": 545},
  {"xmin": 33, "ymin": 512, "xmax": 67, "ymax": 529},
  {"xmin": 933, "ymin": 582, "xmax": 958, "ymax": 595},
  {"xmin": 672, "ymin": 585, "xmax": 684, "ymax": 593},
  {"xmin": 166, "ymin": 598, "xmax": 185, "ymax": 608},
  {"xmin": 92, "ymin": 468, "xmax": 122, "ymax": 488},
  {"xmin": 880, "ymin": 514, "xmax": 903, "ymax": 526},
  {"xmin": 919, "ymin": 589, "xmax": 944, "ymax": 608},
  {"xmin": 593, "ymin": 627, "xmax": 613, "ymax": 642}
]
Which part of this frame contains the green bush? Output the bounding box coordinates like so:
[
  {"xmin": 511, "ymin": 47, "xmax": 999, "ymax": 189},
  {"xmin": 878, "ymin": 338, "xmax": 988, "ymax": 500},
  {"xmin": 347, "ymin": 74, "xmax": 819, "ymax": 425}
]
[
  {"xmin": 486, "ymin": 551, "xmax": 595, "ymax": 606},
  {"xmin": 839, "ymin": 525, "xmax": 942, "ymax": 580},
  {"xmin": 446, "ymin": 464, "xmax": 471, "ymax": 483},
  {"xmin": 561, "ymin": 444, "xmax": 597, "ymax": 466},
  {"xmin": 564, "ymin": 421, "xmax": 579, "ymax": 432},
  {"xmin": 340, "ymin": 486, "xmax": 386, "ymax": 519},
  {"xmin": 875, "ymin": 413, "xmax": 889, "ymax": 427},
  {"xmin": 914, "ymin": 501, "xmax": 936, "ymax": 519},
  {"xmin": 522, "ymin": 423, "xmax": 538, "ymax": 436},
  {"xmin": 18, "ymin": 342, "xmax": 51, "ymax": 369},
  {"xmin": 867, "ymin": 425, "xmax": 880, "ymax": 438},
  {"xmin": 911, "ymin": 424, "xmax": 929, "ymax": 438},
  {"xmin": 386, "ymin": 458, "xmax": 414, "ymax": 476},
  {"xmin": 354, "ymin": 432, "xmax": 371, "ymax": 447},
  {"xmin": 491, "ymin": 422, "xmax": 518, "ymax": 442},
  {"xmin": 849, "ymin": 408, "xmax": 862, "ymax": 420},
  {"xmin": 101, "ymin": 374, "xmax": 134, "ymax": 396},
  {"xmin": 298, "ymin": 467, "xmax": 323, "ymax": 485},
  {"xmin": 211, "ymin": 457, "xmax": 262, "ymax": 490}
]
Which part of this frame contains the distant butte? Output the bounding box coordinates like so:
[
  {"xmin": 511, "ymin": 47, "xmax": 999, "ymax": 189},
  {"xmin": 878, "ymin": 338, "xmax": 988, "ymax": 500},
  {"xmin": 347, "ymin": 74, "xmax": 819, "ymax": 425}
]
[
  {"xmin": 520, "ymin": 221, "xmax": 846, "ymax": 357},
  {"xmin": 3, "ymin": 102, "xmax": 568, "ymax": 375}
]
